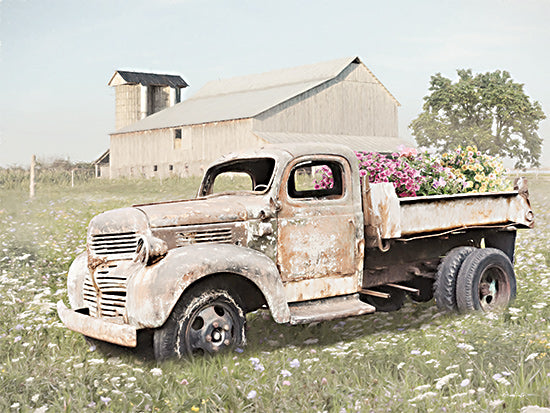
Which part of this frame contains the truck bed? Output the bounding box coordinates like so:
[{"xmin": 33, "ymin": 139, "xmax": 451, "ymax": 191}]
[{"xmin": 364, "ymin": 179, "xmax": 534, "ymax": 241}]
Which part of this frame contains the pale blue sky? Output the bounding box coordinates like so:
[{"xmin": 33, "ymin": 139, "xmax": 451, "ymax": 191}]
[{"xmin": 1, "ymin": 0, "xmax": 549, "ymax": 167}]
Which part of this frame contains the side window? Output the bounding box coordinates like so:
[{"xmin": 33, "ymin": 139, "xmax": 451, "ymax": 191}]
[{"xmin": 288, "ymin": 160, "xmax": 344, "ymax": 199}]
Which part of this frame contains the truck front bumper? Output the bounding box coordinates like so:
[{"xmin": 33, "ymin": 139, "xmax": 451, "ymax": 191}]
[{"xmin": 57, "ymin": 301, "xmax": 137, "ymax": 348}]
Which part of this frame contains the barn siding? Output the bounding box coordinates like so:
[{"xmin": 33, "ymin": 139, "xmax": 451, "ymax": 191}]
[
  {"xmin": 110, "ymin": 119, "xmax": 262, "ymax": 178},
  {"xmin": 253, "ymin": 63, "xmax": 398, "ymax": 137}
]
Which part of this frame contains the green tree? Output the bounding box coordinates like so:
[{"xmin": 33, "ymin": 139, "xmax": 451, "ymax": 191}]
[{"xmin": 410, "ymin": 69, "xmax": 546, "ymax": 168}]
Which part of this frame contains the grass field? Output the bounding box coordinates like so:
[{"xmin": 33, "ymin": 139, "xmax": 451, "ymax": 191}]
[{"xmin": 1, "ymin": 177, "xmax": 549, "ymax": 412}]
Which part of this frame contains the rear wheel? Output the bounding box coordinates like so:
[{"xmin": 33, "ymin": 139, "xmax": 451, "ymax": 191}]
[
  {"xmin": 433, "ymin": 246, "xmax": 476, "ymax": 312},
  {"xmin": 456, "ymin": 248, "xmax": 516, "ymax": 312},
  {"xmin": 154, "ymin": 285, "xmax": 246, "ymax": 360}
]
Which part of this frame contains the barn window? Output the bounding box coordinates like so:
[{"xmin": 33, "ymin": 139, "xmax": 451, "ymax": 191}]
[
  {"xmin": 169, "ymin": 164, "xmax": 174, "ymax": 171},
  {"xmin": 174, "ymin": 128, "xmax": 182, "ymax": 149},
  {"xmin": 153, "ymin": 165, "xmax": 158, "ymax": 172}
]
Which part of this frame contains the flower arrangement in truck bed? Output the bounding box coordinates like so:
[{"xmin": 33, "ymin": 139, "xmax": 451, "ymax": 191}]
[{"xmin": 315, "ymin": 145, "xmax": 511, "ymax": 198}]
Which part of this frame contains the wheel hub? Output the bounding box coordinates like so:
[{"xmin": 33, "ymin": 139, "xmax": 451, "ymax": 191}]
[{"xmin": 185, "ymin": 303, "xmax": 236, "ymax": 355}]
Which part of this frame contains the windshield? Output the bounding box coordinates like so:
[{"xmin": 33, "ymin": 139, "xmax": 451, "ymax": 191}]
[{"xmin": 199, "ymin": 158, "xmax": 276, "ymax": 196}]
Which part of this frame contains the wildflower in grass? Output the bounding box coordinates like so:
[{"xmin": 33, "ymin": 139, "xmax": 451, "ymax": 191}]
[
  {"xmin": 525, "ymin": 353, "xmax": 539, "ymax": 362},
  {"xmin": 180, "ymin": 378, "xmax": 189, "ymax": 385},
  {"xmin": 457, "ymin": 343, "xmax": 474, "ymax": 351},
  {"xmin": 492, "ymin": 373, "xmax": 511, "ymax": 386},
  {"xmin": 31, "ymin": 394, "xmax": 40, "ymax": 403},
  {"xmin": 282, "ymin": 380, "xmax": 291, "ymax": 386},
  {"xmin": 11, "ymin": 402, "xmax": 20, "ymax": 409},
  {"xmin": 397, "ymin": 362, "xmax": 405, "ymax": 369},
  {"xmin": 100, "ymin": 396, "xmax": 111, "ymax": 404},
  {"xmin": 435, "ymin": 373, "xmax": 458, "ymax": 389},
  {"xmin": 409, "ymin": 392, "xmax": 437, "ymax": 402},
  {"xmin": 289, "ymin": 358, "xmax": 300, "ymax": 368},
  {"xmin": 489, "ymin": 400, "xmax": 505, "ymax": 408},
  {"xmin": 321, "ymin": 377, "xmax": 328, "ymax": 385},
  {"xmin": 150, "ymin": 367, "xmax": 162, "ymax": 376},
  {"xmin": 34, "ymin": 406, "xmax": 48, "ymax": 413},
  {"xmin": 411, "ymin": 349, "xmax": 421, "ymax": 355},
  {"xmin": 460, "ymin": 379, "xmax": 470, "ymax": 387},
  {"xmin": 247, "ymin": 390, "xmax": 257, "ymax": 399},
  {"xmin": 191, "ymin": 406, "xmax": 199, "ymax": 412},
  {"xmin": 235, "ymin": 347, "xmax": 244, "ymax": 353},
  {"xmin": 88, "ymin": 358, "xmax": 104, "ymax": 365},
  {"xmin": 280, "ymin": 369, "xmax": 292, "ymax": 377},
  {"xmin": 249, "ymin": 357, "xmax": 265, "ymax": 372}
]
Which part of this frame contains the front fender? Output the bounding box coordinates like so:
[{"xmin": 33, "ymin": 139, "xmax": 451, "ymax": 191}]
[
  {"xmin": 67, "ymin": 252, "xmax": 89, "ymax": 309},
  {"xmin": 126, "ymin": 244, "xmax": 290, "ymax": 328}
]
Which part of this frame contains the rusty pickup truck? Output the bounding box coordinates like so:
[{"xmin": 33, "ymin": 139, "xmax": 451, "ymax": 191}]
[{"xmin": 57, "ymin": 143, "xmax": 534, "ymax": 359}]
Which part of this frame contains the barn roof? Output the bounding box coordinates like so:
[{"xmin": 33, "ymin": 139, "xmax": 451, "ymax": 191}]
[
  {"xmin": 253, "ymin": 132, "xmax": 411, "ymax": 153},
  {"xmin": 108, "ymin": 71, "xmax": 189, "ymax": 88},
  {"xmin": 112, "ymin": 56, "xmax": 399, "ymax": 135}
]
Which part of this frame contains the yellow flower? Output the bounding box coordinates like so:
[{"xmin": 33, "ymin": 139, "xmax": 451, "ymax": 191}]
[{"xmin": 191, "ymin": 406, "xmax": 200, "ymax": 412}]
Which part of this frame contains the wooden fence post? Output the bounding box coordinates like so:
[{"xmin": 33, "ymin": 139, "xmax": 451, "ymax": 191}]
[{"xmin": 30, "ymin": 155, "xmax": 36, "ymax": 198}]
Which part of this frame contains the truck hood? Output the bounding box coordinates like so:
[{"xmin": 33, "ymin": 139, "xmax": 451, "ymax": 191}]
[{"xmin": 134, "ymin": 195, "xmax": 271, "ymax": 228}]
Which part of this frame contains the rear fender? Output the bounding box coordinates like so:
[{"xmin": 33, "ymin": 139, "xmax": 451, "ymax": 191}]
[{"xmin": 126, "ymin": 244, "xmax": 290, "ymax": 328}]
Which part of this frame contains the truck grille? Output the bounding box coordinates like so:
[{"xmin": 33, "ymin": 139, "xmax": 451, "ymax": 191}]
[
  {"xmin": 176, "ymin": 227, "xmax": 233, "ymax": 246},
  {"xmin": 90, "ymin": 232, "xmax": 139, "ymax": 260},
  {"xmin": 83, "ymin": 263, "xmax": 127, "ymax": 318}
]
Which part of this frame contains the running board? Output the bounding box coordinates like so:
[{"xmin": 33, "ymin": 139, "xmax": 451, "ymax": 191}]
[{"xmin": 289, "ymin": 293, "xmax": 376, "ymax": 325}]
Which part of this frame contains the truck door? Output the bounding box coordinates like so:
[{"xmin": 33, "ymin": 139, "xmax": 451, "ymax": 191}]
[{"xmin": 277, "ymin": 155, "xmax": 359, "ymax": 302}]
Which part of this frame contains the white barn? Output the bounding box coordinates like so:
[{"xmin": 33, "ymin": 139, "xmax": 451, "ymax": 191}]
[{"xmin": 108, "ymin": 56, "xmax": 408, "ymax": 178}]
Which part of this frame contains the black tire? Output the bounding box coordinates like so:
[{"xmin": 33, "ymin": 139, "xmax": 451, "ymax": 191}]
[
  {"xmin": 153, "ymin": 285, "xmax": 246, "ymax": 360},
  {"xmin": 433, "ymin": 246, "xmax": 476, "ymax": 312},
  {"xmin": 456, "ymin": 248, "xmax": 516, "ymax": 312},
  {"xmin": 363, "ymin": 285, "xmax": 406, "ymax": 312}
]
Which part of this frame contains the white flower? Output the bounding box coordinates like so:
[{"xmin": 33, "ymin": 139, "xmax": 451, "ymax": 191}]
[
  {"xmin": 489, "ymin": 400, "xmax": 504, "ymax": 408},
  {"xmin": 457, "ymin": 343, "xmax": 474, "ymax": 351},
  {"xmin": 460, "ymin": 379, "xmax": 471, "ymax": 387},
  {"xmin": 34, "ymin": 406, "xmax": 48, "ymax": 413},
  {"xmin": 492, "ymin": 373, "xmax": 511, "ymax": 385},
  {"xmin": 150, "ymin": 367, "xmax": 162, "ymax": 376},
  {"xmin": 254, "ymin": 363, "xmax": 265, "ymax": 372},
  {"xmin": 280, "ymin": 369, "xmax": 292, "ymax": 377},
  {"xmin": 411, "ymin": 350, "xmax": 421, "ymax": 355},
  {"xmin": 31, "ymin": 394, "xmax": 40, "ymax": 403},
  {"xmin": 246, "ymin": 390, "xmax": 257, "ymax": 399},
  {"xmin": 397, "ymin": 362, "xmax": 405, "ymax": 370},
  {"xmin": 435, "ymin": 373, "xmax": 458, "ymax": 389},
  {"xmin": 525, "ymin": 353, "xmax": 539, "ymax": 362},
  {"xmin": 11, "ymin": 402, "xmax": 20, "ymax": 409},
  {"xmin": 508, "ymin": 307, "xmax": 521, "ymax": 315},
  {"xmin": 409, "ymin": 392, "xmax": 437, "ymax": 402},
  {"xmin": 88, "ymin": 358, "xmax": 105, "ymax": 365},
  {"xmin": 289, "ymin": 359, "xmax": 300, "ymax": 368}
]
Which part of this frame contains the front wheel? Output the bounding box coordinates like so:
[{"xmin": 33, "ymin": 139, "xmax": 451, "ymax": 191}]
[
  {"xmin": 456, "ymin": 248, "xmax": 516, "ymax": 312},
  {"xmin": 154, "ymin": 286, "xmax": 246, "ymax": 360}
]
